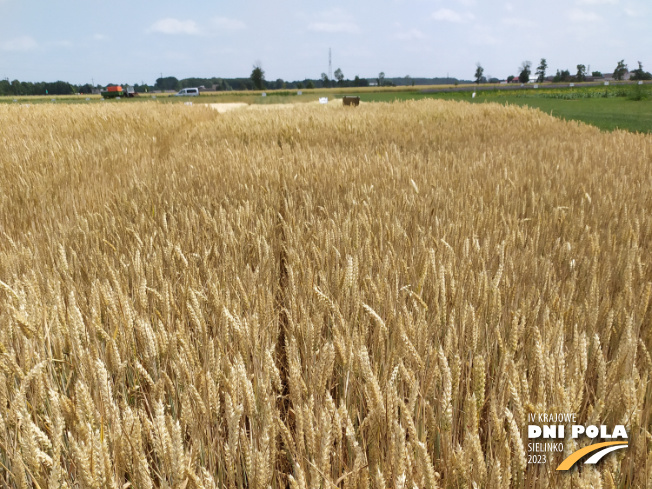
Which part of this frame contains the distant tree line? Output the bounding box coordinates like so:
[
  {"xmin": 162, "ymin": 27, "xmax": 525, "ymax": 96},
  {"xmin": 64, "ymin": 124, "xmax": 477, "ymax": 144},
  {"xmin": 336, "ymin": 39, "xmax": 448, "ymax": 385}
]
[
  {"xmin": 247, "ymin": 64, "xmax": 468, "ymax": 91},
  {"xmin": 475, "ymin": 58, "xmax": 652, "ymax": 84},
  {"xmin": 0, "ymin": 79, "xmax": 77, "ymax": 96},
  {"xmin": 3, "ymin": 58, "xmax": 649, "ymax": 98}
]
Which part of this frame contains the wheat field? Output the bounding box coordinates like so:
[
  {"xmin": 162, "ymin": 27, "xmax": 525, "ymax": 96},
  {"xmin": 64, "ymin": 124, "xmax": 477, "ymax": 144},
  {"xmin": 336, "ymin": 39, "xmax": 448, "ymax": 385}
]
[{"xmin": 0, "ymin": 100, "xmax": 650, "ymax": 489}]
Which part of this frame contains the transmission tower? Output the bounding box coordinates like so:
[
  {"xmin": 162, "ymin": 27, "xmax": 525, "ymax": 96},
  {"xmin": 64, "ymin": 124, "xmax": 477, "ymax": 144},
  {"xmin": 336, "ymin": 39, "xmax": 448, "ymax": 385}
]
[{"xmin": 329, "ymin": 48, "xmax": 332, "ymax": 80}]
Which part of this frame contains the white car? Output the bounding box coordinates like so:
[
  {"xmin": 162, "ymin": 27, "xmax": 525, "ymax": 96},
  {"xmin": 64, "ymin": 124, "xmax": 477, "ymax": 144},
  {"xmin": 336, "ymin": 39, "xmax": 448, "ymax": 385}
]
[{"xmin": 174, "ymin": 88, "xmax": 200, "ymax": 97}]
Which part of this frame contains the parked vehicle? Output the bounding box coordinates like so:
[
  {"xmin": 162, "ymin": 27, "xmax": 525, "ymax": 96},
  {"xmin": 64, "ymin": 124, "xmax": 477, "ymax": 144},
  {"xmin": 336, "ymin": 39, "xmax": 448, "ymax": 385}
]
[{"xmin": 174, "ymin": 88, "xmax": 200, "ymax": 97}]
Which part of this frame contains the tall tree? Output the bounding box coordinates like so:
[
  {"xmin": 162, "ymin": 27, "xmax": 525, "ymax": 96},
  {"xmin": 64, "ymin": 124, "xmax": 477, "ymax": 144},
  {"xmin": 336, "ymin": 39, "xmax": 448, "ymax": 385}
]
[
  {"xmin": 630, "ymin": 61, "xmax": 652, "ymax": 81},
  {"xmin": 155, "ymin": 76, "xmax": 180, "ymax": 91},
  {"xmin": 320, "ymin": 73, "xmax": 330, "ymax": 88},
  {"xmin": 575, "ymin": 64, "xmax": 586, "ymax": 82},
  {"xmin": 536, "ymin": 58, "xmax": 547, "ymax": 83},
  {"xmin": 334, "ymin": 68, "xmax": 344, "ymax": 85},
  {"xmin": 518, "ymin": 61, "xmax": 532, "ymax": 83},
  {"xmin": 613, "ymin": 60, "xmax": 627, "ymax": 81},
  {"xmin": 474, "ymin": 63, "xmax": 484, "ymax": 84},
  {"xmin": 377, "ymin": 72, "xmax": 385, "ymax": 86},
  {"xmin": 251, "ymin": 62, "xmax": 265, "ymax": 90}
]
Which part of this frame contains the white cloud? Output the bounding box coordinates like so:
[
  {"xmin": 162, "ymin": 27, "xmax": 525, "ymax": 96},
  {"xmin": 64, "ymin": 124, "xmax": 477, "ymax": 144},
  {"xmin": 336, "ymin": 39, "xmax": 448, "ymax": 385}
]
[
  {"xmin": 307, "ymin": 22, "xmax": 361, "ymax": 34},
  {"xmin": 212, "ymin": 17, "xmax": 246, "ymax": 31},
  {"xmin": 93, "ymin": 34, "xmax": 108, "ymax": 41},
  {"xmin": 306, "ymin": 8, "xmax": 360, "ymax": 34},
  {"xmin": 147, "ymin": 18, "xmax": 201, "ymax": 35},
  {"xmin": 568, "ymin": 8, "xmax": 602, "ymax": 22},
  {"xmin": 431, "ymin": 8, "xmax": 474, "ymax": 23},
  {"xmin": 1, "ymin": 36, "xmax": 37, "ymax": 52},
  {"xmin": 502, "ymin": 17, "xmax": 536, "ymax": 28},
  {"xmin": 394, "ymin": 28, "xmax": 427, "ymax": 41},
  {"xmin": 314, "ymin": 8, "xmax": 351, "ymax": 21},
  {"xmin": 576, "ymin": 0, "xmax": 617, "ymax": 4}
]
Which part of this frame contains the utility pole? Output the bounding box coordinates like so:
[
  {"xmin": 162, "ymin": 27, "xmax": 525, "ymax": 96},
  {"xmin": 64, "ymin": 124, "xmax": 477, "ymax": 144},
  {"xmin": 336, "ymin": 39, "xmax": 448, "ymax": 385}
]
[{"xmin": 328, "ymin": 48, "xmax": 332, "ymax": 80}]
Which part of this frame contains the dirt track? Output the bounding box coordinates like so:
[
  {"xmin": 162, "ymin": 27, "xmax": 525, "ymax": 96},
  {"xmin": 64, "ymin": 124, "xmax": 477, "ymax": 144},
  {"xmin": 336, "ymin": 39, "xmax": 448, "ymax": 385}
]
[
  {"xmin": 207, "ymin": 99, "xmax": 344, "ymax": 113},
  {"xmin": 207, "ymin": 103, "xmax": 249, "ymax": 113}
]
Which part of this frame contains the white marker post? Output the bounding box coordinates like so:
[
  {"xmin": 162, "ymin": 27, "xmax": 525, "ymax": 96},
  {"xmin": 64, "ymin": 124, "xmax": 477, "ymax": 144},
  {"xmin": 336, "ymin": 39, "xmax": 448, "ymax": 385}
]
[{"xmin": 319, "ymin": 97, "xmax": 328, "ymax": 104}]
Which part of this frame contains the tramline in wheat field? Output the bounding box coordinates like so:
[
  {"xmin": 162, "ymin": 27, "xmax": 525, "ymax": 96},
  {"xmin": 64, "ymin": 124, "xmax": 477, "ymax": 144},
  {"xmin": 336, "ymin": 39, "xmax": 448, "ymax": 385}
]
[{"xmin": 0, "ymin": 100, "xmax": 650, "ymax": 488}]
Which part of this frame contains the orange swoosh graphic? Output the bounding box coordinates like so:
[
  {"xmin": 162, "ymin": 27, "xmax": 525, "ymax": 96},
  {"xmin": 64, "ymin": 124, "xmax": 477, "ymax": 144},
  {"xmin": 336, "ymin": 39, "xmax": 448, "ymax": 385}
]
[{"xmin": 556, "ymin": 441, "xmax": 628, "ymax": 470}]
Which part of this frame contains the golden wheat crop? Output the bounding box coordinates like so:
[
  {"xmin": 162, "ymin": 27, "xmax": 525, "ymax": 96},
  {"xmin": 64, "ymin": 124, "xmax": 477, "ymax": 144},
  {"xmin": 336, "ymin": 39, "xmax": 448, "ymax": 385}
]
[{"xmin": 0, "ymin": 100, "xmax": 650, "ymax": 489}]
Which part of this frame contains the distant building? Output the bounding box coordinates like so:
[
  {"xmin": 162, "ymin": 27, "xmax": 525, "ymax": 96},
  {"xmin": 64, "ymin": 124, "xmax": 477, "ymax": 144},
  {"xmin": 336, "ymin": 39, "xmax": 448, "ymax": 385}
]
[{"xmin": 603, "ymin": 72, "xmax": 630, "ymax": 81}]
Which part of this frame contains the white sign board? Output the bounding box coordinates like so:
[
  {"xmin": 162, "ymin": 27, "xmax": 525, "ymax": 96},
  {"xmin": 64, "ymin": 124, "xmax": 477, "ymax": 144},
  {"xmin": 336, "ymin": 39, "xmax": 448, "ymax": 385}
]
[
  {"xmin": 319, "ymin": 97, "xmax": 328, "ymax": 104},
  {"xmin": 85, "ymin": 97, "xmax": 90, "ymax": 101},
  {"xmin": 297, "ymin": 91, "xmax": 302, "ymax": 95},
  {"xmin": 471, "ymin": 92, "xmax": 476, "ymax": 98},
  {"xmin": 534, "ymin": 84, "xmax": 538, "ymax": 89},
  {"xmin": 604, "ymin": 81, "xmax": 609, "ymax": 86},
  {"xmin": 569, "ymin": 83, "xmax": 575, "ymax": 87},
  {"xmin": 262, "ymin": 92, "xmax": 267, "ymax": 97},
  {"xmin": 639, "ymin": 81, "xmax": 643, "ymax": 85}
]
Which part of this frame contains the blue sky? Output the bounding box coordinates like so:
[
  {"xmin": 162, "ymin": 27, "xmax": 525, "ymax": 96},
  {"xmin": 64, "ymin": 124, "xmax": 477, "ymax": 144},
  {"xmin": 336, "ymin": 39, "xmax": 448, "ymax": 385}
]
[{"xmin": 1, "ymin": 0, "xmax": 650, "ymax": 84}]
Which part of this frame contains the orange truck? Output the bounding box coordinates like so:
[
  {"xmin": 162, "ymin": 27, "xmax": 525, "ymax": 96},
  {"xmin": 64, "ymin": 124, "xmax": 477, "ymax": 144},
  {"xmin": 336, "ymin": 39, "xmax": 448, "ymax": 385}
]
[{"xmin": 101, "ymin": 85, "xmax": 137, "ymax": 98}]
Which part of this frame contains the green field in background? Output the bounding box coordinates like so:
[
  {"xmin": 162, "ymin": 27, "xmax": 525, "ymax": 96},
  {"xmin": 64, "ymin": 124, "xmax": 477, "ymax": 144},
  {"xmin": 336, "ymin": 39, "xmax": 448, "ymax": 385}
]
[{"xmin": 353, "ymin": 86, "xmax": 652, "ymax": 134}]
